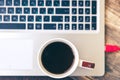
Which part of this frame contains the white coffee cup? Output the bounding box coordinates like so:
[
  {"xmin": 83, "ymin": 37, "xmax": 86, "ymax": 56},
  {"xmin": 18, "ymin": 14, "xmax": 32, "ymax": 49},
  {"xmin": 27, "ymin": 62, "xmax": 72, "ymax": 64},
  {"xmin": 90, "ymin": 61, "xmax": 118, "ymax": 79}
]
[{"xmin": 38, "ymin": 38, "xmax": 95, "ymax": 79}]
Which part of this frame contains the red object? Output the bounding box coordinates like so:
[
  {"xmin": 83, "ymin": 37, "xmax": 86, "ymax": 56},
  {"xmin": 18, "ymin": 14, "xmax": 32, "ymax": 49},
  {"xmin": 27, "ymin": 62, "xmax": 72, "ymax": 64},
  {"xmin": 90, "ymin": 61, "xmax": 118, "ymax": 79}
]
[
  {"xmin": 105, "ymin": 45, "xmax": 120, "ymax": 53},
  {"xmin": 82, "ymin": 61, "xmax": 95, "ymax": 69}
]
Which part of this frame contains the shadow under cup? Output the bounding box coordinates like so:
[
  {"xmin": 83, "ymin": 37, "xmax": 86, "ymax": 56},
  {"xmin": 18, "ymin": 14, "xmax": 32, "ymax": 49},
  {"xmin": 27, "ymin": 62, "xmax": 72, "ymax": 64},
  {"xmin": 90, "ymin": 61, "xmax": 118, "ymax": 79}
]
[{"xmin": 41, "ymin": 41, "xmax": 75, "ymax": 75}]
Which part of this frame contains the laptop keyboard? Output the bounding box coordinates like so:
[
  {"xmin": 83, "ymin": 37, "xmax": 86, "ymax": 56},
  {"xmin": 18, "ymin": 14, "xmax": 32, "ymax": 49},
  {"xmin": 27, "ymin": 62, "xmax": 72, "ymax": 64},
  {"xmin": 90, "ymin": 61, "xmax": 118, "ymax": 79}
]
[{"xmin": 0, "ymin": 0, "xmax": 98, "ymax": 32}]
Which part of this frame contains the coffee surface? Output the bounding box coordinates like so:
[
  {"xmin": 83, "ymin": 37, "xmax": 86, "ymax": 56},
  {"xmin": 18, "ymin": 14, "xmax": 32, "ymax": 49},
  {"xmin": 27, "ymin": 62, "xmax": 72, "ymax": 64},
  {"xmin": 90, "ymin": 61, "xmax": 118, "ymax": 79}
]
[{"xmin": 41, "ymin": 42, "xmax": 74, "ymax": 74}]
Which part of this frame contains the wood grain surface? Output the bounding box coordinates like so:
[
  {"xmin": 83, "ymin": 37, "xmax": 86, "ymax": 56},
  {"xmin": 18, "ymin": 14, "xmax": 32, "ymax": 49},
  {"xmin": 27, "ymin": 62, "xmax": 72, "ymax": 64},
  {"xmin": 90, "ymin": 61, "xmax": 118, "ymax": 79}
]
[{"xmin": 0, "ymin": 0, "xmax": 119, "ymax": 80}]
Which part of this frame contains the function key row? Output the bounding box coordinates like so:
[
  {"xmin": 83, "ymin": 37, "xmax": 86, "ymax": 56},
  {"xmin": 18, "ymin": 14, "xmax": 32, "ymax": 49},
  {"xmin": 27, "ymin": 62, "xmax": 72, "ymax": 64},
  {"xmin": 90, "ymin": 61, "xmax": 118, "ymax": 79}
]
[
  {"xmin": 0, "ymin": 8, "xmax": 96, "ymax": 14},
  {"xmin": 0, "ymin": 0, "xmax": 96, "ymax": 7},
  {"xmin": 0, "ymin": 15, "xmax": 97, "ymax": 23}
]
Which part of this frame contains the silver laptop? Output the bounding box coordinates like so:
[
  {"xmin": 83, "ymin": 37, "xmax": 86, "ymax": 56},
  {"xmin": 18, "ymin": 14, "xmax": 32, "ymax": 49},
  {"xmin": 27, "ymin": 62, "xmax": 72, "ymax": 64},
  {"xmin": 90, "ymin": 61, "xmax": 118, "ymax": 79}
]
[{"xmin": 0, "ymin": 0, "xmax": 105, "ymax": 77}]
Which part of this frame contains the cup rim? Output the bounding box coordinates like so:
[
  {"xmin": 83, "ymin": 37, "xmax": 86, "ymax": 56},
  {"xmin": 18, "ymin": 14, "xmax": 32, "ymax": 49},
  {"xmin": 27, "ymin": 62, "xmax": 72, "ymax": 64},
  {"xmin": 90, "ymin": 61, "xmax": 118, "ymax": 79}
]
[{"xmin": 37, "ymin": 38, "xmax": 79, "ymax": 78}]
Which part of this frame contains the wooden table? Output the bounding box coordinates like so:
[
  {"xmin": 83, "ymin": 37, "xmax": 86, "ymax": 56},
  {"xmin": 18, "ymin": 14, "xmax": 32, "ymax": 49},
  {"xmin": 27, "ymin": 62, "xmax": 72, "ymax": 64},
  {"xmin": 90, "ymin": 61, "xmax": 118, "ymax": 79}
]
[{"xmin": 0, "ymin": 0, "xmax": 119, "ymax": 80}]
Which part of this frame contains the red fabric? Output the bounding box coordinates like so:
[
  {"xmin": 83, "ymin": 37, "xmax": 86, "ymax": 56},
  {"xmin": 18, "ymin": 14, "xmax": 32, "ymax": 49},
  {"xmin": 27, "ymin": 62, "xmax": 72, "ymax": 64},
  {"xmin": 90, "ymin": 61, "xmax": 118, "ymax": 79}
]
[{"xmin": 105, "ymin": 45, "xmax": 120, "ymax": 52}]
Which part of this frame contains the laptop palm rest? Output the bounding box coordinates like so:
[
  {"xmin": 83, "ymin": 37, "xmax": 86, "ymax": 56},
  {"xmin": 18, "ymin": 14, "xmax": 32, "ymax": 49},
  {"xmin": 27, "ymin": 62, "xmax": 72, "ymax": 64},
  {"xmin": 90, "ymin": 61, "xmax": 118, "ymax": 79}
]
[{"xmin": 0, "ymin": 39, "xmax": 33, "ymax": 70}]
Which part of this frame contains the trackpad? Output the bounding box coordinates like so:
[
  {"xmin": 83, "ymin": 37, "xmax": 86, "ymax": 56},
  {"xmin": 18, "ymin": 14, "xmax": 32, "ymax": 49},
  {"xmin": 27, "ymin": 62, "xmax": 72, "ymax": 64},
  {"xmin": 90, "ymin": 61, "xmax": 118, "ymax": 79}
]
[{"xmin": 0, "ymin": 39, "xmax": 33, "ymax": 70}]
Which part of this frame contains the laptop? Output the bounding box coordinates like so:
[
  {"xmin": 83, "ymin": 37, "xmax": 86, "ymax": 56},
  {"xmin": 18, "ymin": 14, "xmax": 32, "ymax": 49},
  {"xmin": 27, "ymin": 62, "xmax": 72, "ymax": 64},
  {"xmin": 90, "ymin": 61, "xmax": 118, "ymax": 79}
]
[{"xmin": 0, "ymin": 0, "xmax": 105, "ymax": 76}]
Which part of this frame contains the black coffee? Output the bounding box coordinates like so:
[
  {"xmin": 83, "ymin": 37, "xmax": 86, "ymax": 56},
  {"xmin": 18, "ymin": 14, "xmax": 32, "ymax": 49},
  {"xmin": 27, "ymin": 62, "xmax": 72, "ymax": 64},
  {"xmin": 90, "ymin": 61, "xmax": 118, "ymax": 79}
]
[{"xmin": 41, "ymin": 42, "xmax": 74, "ymax": 74}]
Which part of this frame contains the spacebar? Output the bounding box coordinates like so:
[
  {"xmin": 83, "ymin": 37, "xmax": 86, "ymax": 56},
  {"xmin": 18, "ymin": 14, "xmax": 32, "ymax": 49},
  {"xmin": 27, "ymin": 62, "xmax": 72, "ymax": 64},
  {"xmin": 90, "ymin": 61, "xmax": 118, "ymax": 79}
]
[{"xmin": 0, "ymin": 23, "xmax": 26, "ymax": 29}]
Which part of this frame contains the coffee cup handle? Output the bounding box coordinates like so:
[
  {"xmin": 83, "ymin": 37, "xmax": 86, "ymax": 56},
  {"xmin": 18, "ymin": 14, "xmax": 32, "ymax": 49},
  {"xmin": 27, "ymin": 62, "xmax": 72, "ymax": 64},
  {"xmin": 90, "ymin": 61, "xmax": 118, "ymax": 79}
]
[{"xmin": 78, "ymin": 59, "xmax": 95, "ymax": 69}]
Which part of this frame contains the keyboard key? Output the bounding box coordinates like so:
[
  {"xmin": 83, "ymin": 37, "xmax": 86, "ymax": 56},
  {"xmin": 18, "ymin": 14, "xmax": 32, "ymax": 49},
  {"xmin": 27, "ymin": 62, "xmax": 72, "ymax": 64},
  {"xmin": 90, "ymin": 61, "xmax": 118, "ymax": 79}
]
[
  {"xmin": 79, "ymin": 8, "xmax": 83, "ymax": 14},
  {"xmin": 65, "ymin": 24, "xmax": 70, "ymax": 30},
  {"xmin": 92, "ymin": 16, "xmax": 97, "ymax": 30},
  {"xmin": 85, "ymin": 24, "xmax": 90, "ymax": 30},
  {"xmin": 0, "ymin": 0, "xmax": 4, "ymax": 6},
  {"xmin": 0, "ymin": 8, "xmax": 6, "ymax": 14},
  {"xmin": 6, "ymin": 0, "xmax": 12, "ymax": 6},
  {"xmin": 72, "ymin": 1, "xmax": 77, "ymax": 6},
  {"xmin": 16, "ymin": 8, "xmax": 22, "ymax": 14},
  {"xmin": 36, "ymin": 16, "xmax": 42, "ymax": 22},
  {"xmin": 92, "ymin": 23, "xmax": 97, "ymax": 30},
  {"xmin": 48, "ymin": 8, "xmax": 54, "ymax": 14},
  {"xmin": 58, "ymin": 24, "xmax": 63, "ymax": 30},
  {"xmin": 22, "ymin": 0, "xmax": 28, "ymax": 6},
  {"xmin": 14, "ymin": 0, "xmax": 20, "ymax": 6},
  {"xmin": 92, "ymin": 16, "xmax": 97, "ymax": 22},
  {"xmin": 72, "ymin": 24, "xmax": 77, "ymax": 30},
  {"xmin": 4, "ymin": 15, "xmax": 10, "ymax": 21},
  {"xmin": 44, "ymin": 16, "xmax": 50, "ymax": 22},
  {"xmin": 85, "ymin": 16, "xmax": 90, "ymax": 22},
  {"xmin": 28, "ymin": 16, "xmax": 34, "ymax": 22},
  {"xmin": 85, "ymin": 8, "xmax": 90, "ymax": 14},
  {"xmin": 46, "ymin": 0, "xmax": 52, "ymax": 6},
  {"xmin": 8, "ymin": 8, "xmax": 14, "ymax": 14},
  {"xmin": 12, "ymin": 15, "xmax": 18, "ymax": 21},
  {"xmin": 0, "ymin": 15, "xmax": 2, "ymax": 21},
  {"xmin": 79, "ymin": 1, "xmax": 83, "ymax": 6},
  {"xmin": 24, "ymin": 8, "xmax": 30, "ymax": 14},
  {"xmin": 78, "ymin": 16, "xmax": 83, "ymax": 22},
  {"xmin": 20, "ymin": 16, "xmax": 26, "ymax": 21},
  {"xmin": 52, "ymin": 16, "xmax": 63, "ymax": 22},
  {"xmin": 0, "ymin": 23, "xmax": 25, "ymax": 29},
  {"xmin": 36, "ymin": 24, "xmax": 42, "ymax": 29},
  {"xmin": 30, "ymin": 0, "xmax": 36, "ymax": 6},
  {"xmin": 54, "ymin": 0, "xmax": 60, "ymax": 6},
  {"xmin": 44, "ymin": 24, "xmax": 56, "ymax": 30},
  {"xmin": 56, "ymin": 8, "xmax": 69, "ymax": 14},
  {"xmin": 92, "ymin": 1, "xmax": 97, "ymax": 14},
  {"xmin": 28, "ymin": 23, "xmax": 34, "ymax": 29},
  {"xmin": 40, "ymin": 8, "xmax": 46, "ymax": 14},
  {"xmin": 38, "ymin": 0, "xmax": 44, "ymax": 6},
  {"xmin": 65, "ymin": 16, "xmax": 69, "ymax": 22},
  {"xmin": 62, "ymin": 1, "xmax": 70, "ymax": 6},
  {"xmin": 85, "ymin": 1, "xmax": 90, "ymax": 6},
  {"xmin": 32, "ymin": 8, "xmax": 38, "ymax": 14},
  {"xmin": 72, "ymin": 8, "xmax": 77, "ymax": 14},
  {"xmin": 78, "ymin": 24, "xmax": 83, "ymax": 30},
  {"xmin": 72, "ymin": 16, "xmax": 77, "ymax": 22}
]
